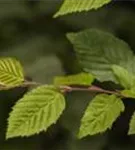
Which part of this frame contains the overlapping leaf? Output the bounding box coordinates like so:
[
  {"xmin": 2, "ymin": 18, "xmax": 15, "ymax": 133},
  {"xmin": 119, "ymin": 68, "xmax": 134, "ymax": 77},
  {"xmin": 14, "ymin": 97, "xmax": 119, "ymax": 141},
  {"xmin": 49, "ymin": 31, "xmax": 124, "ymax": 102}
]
[
  {"xmin": 111, "ymin": 65, "xmax": 135, "ymax": 98},
  {"xmin": 6, "ymin": 85, "xmax": 65, "ymax": 139},
  {"xmin": 0, "ymin": 57, "xmax": 24, "ymax": 87},
  {"xmin": 54, "ymin": 0, "xmax": 111, "ymax": 17},
  {"xmin": 121, "ymin": 88, "xmax": 135, "ymax": 98},
  {"xmin": 78, "ymin": 94, "xmax": 124, "ymax": 138},
  {"xmin": 112, "ymin": 65, "xmax": 135, "ymax": 89},
  {"xmin": 67, "ymin": 29, "xmax": 135, "ymax": 82},
  {"xmin": 54, "ymin": 72, "xmax": 95, "ymax": 86}
]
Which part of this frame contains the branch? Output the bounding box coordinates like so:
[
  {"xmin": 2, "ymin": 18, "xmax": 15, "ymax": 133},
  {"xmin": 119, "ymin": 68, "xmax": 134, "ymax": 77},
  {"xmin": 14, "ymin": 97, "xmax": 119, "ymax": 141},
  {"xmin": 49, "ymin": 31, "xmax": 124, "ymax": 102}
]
[
  {"xmin": 60, "ymin": 85, "xmax": 125, "ymax": 97},
  {"xmin": 0, "ymin": 81, "xmax": 126, "ymax": 98}
]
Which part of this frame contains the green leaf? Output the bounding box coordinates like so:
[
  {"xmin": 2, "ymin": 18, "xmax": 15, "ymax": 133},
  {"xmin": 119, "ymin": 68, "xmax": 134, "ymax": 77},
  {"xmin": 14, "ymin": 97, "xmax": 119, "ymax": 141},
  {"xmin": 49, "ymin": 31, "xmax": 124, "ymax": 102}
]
[
  {"xmin": 54, "ymin": 0, "xmax": 111, "ymax": 17},
  {"xmin": 54, "ymin": 72, "xmax": 95, "ymax": 86},
  {"xmin": 0, "ymin": 57, "xmax": 24, "ymax": 87},
  {"xmin": 78, "ymin": 94, "xmax": 124, "ymax": 139},
  {"xmin": 6, "ymin": 85, "xmax": 66, "ymax": 139},
  {"xmin": 121, "ymin": 88, "xmax": 135, "ymax": 98},
  {"xmin": 128, "ymin": 112, "xmax": 135, "ymax": 135},
  {"xmin": 112, "ymin": 65, "xmax": 135, "ymax": 89},
  {"xmin": 112, "ymin": 65, "xmax": 135, "ymax": 98},
  {"xmin": 67, "ymin": 29, "xmax": 135, "ymax": 82}
]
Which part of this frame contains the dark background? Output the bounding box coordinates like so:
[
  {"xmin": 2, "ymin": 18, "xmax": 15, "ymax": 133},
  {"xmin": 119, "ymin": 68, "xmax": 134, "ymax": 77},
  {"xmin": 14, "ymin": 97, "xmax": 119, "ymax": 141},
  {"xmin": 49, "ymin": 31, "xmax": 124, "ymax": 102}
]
[{"xmin": 0, "ymin": 0, "xmax": 135, "ymax": 150}]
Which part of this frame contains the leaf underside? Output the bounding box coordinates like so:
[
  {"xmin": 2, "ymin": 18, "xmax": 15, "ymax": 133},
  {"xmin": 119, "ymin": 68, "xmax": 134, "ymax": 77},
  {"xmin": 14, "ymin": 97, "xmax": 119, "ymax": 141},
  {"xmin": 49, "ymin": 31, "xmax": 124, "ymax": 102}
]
[{"xmin": 67, "ymin": 29, "xmax": 135, "ymax": 82}]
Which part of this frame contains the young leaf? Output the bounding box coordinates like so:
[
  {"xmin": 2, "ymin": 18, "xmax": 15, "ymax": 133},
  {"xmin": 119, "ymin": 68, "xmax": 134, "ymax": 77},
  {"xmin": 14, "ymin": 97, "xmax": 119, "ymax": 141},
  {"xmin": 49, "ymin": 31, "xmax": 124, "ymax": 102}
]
[
  {"xmin": 67, "ymin": 29, "xmax": 134, "ymax": 82},
  {"xmin": 112, "ymin": 65, "xmax": 135, "ymax": 89},
  {"xmin": 54, "ymin": 0, "xmax": 111, "ymax": 18},
  {"xmin": 128, "ymin": 112, "xmax": 135, "ymax": 135},
  {"xmin": 54, "ymin": 72, "xmax": 95, "ymax": 86},
  {"xmin": 78, "ymin": 94, "xmax": 124, "ymax": 139},
  {"xmin": 6, "ymin": 85, "xmax": 65, "ymax": 139},
  {"xmin": 0, "ymin": 57, "xmax": 24, "ymax": 86},
  {"xmin": 121, "ymin": 88, "xmax": 135, "ymax": 98}
]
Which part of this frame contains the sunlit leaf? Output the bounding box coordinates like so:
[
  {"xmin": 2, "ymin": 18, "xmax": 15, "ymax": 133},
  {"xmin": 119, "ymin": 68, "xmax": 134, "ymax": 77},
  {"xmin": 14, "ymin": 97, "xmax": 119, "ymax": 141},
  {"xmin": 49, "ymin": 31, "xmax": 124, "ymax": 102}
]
[
  {"xmin": 121, "ymin": 88, "xmax": 135, "ymax": 98},
  {"xmin": 78, "ymin": 94, "xmax": 124, "ymax": 138},
  {"xmin": 54, "ymin": 72, "xmax": 95, "ymax": 86},
  {"xmin": 6, "ymin": 85, "xmax": 66, "ymax": 139},
  {"xmin": 54, "ymin": 0, "xmax": 111, "ymax": 17},
  {"xmin": 0, "ymin": 57, "xmax": 24, "ymax": 87},
  {"xmin": 128, "ymin": 112, "xmax": 135, "ymax": 135},
  {"xmin": 112, "ymin": 65, "xmax": 135, "ymax": 89}
]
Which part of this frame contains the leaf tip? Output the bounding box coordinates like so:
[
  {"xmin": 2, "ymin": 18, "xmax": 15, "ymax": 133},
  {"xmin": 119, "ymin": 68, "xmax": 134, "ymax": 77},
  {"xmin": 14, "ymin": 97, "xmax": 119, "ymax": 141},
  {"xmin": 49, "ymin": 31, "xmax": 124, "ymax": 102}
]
[
  {"xmin": 66, "ymin": 33, "xmax": 76, "ymax": 42},
  {"xmin": 77, "ymin": 127, "xmax": 88, "ymax": 139},
  {"xmin": 128, "ymin": 129, "xmax": 135, "ymax": 135},
  {"xmin": 53, "ymin": 13, "xmax": 58, "ymax": 18},
  {"xmin": 77, "ymin": 131, "xmax": 84, "ymax": 139},
  {"xmin": 6, "ymin": 132, "xmax": 13, "ymax": 140}
]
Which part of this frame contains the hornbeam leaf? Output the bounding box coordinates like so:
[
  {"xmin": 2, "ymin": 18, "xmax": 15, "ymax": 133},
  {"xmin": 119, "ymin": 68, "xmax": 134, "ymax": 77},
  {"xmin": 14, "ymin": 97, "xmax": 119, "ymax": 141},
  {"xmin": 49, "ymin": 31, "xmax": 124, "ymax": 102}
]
[
  {"xmin": 54, "ymin": 72, "xmax": 95, "ymax": 86},
  {"xmin": 128, "ymin": 112, "xmax": 135, "ymax": 135},
  {"xmin": 0, "ymin": 57, "xmax": 24, "ymax": 86},
  {"xmin": 112, "ymin": 65, "xmax": 135, "ymax": 89},
  {"xmin": 67, "ymin": 29, "xmax": 135, "ymax": 82},
  {"xmin": 78, "ymin": 94, "xmax": 124, "ymax": 139},
  {"xmin": 6, "ymin": 85, "xmax": 65, "ymax": 139},
  {"xmin": 54, "ymin": 0, "xmax": 111, "ymax": 17},
  {"xmin": 121, "ymin": 88, "xmax": 135, "ymax": 98}
]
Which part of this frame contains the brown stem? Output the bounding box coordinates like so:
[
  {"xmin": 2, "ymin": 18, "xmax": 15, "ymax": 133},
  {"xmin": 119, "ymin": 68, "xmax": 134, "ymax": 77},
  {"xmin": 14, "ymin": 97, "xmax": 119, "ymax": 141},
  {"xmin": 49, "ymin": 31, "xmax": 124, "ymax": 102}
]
[
  {"xmin": 0, "ymin": 81, "xmax": 126, "ymax": 98},
  {"xmin": 60, "ymin": 85, "xmax": 124, "ymax": 97}
]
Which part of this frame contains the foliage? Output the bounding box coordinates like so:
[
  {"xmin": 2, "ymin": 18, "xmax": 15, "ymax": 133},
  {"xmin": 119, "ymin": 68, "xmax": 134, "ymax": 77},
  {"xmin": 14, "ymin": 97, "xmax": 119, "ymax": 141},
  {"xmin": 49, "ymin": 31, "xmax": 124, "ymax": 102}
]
[
  {"xmin": 0, "ymin": 58, "xmax": 24, "ymax": 87},
  {"xmin": 121, "ymin": 88, "xmax": 135, "ymax": 98},
  {"xmin": 128, "ymin": 111, "xmax": 135, "ymax": 135},
  {"xmin": 3, "ymin": 46, "xmax": 135, "ymax": 139},
  {"xmin": 78, "ymin": 94, "xmax": 124, "ymax": 138},
  {"xmin": 54, "ymin": 73, "xmax": 95, "ymax": 86},
  {"xmin": 112, "ymin": 65, "xmax": 135, "ymax": 89},
  {"xmin": 0, "ymin": 1, "xmax": 134, "ymax": 149},
  {"xmin": 67, "ymin": 29, "xmax": 134, "ymax": 82},
  {"xmin": 7, "ymin": 85, "xmax": 65, "ymax": 139},
  {"xmin": 54, "ymin": 0, "xmax": 111, "ymax": 17}
]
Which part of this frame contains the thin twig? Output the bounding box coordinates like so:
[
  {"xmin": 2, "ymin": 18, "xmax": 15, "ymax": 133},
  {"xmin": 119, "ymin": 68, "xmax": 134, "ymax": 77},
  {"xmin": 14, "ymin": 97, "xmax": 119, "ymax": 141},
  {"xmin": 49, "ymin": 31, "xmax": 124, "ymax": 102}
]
[
  {"xmin": 0, "ymin": 81, "xmax": 126, "ymax": 98},
  {"xmin": 60, "ymin": 85, "xmax": 124, "ymax": 97}
]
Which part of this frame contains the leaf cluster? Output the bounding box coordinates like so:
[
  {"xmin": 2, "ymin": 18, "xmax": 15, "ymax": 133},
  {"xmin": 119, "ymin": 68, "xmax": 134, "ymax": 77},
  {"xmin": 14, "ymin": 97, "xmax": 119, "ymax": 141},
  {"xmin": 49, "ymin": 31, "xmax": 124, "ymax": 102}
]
[{"xmin": 1, "ymin": 0, "xmax": 135, "ymax": 141}]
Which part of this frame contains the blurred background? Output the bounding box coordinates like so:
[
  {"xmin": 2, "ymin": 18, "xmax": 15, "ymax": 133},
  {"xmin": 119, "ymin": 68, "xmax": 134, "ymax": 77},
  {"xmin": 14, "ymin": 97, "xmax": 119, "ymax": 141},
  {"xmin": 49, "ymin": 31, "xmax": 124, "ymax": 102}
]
[{"xmin": 0, "ymin": 0, "xmax": 135, "ymax": 150}]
